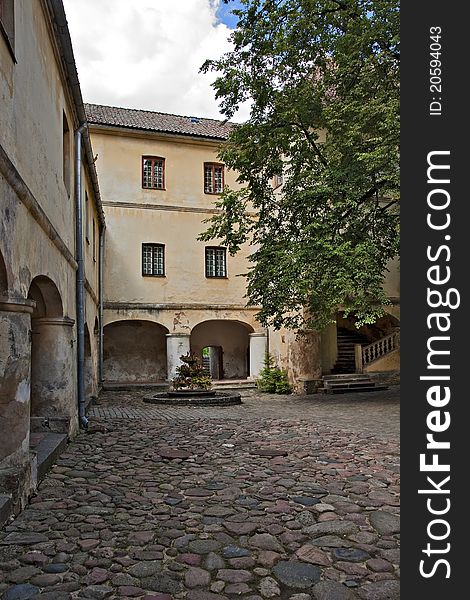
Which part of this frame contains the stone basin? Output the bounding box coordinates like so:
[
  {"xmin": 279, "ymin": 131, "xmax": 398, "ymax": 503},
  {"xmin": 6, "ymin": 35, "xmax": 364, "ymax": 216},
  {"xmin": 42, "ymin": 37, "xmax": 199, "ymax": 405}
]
[{"xmin": 143, "ymin": 390, "xmax": 242, "ymax": 406}]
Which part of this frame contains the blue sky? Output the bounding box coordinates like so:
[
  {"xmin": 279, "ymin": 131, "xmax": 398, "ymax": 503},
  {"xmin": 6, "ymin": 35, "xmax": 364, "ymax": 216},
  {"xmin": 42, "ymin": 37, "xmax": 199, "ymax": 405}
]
[{"xmin": 216, "ymin": 1, "xmax": 244, "ymax": 29}]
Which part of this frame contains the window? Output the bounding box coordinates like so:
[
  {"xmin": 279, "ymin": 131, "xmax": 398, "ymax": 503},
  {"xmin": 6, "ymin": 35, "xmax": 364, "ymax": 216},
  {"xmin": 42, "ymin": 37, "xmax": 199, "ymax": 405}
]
[
  {"xmin": 142, "ymin": 156, "xmax": 165, "ymax": 189},
  {"xmin": 142, "ymin": 243, "xmax": 165, "ymax": 276},
  {"xmin": 204, "ymin": 163, "xmax": 224, "ymax": 194},
  {"xmin": 205, "ymin": 247, "xmax": 227, "ymax": 278},
  {"xmin": 63, "ymin": 112, "xmax": 71, "ymax": 195},
  {"xmin": 0, "ymin": 0, "xmax": 15, "ymax": 59}
]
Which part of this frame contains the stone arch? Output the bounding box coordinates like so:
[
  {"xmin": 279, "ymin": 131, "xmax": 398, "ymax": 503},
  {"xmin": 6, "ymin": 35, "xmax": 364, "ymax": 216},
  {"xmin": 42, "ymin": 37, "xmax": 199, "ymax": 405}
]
[
  {"xmin": 103, "ymin": 319, "xmax": 169, "ymax": 383},
  {"xmin": 191, "ymin": 320, "xmax": 255, "ymax": 379},
  {"xmin": 28, "ymin": 275, "xmax": 63, "ymax": 319},
  {"xmin": 28, "ymin": 276, "xmax": 74, "ymax": 425}
]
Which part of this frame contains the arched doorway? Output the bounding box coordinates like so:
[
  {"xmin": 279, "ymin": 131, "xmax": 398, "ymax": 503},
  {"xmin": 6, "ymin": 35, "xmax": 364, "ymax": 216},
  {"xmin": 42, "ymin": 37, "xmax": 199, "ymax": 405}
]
[
  {"xmin": 103, "ymin": 320, "xmax": 168, "ymax": 383},
  {"xmin": 191, "ymin": 320, "xmax": 254, "ymax": 380},
  {"xmin": 28, "ymin": 276, "xmax": 74, "ymax": 426}
]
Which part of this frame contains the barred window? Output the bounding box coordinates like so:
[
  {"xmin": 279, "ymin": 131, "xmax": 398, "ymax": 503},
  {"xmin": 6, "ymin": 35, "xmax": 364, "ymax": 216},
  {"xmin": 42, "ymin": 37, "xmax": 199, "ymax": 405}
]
[
  {"xmin": 204, "ymin": 163, "xmax": 224, "ymax": 194},
  {"xmin": 205, "ymin": 247, "xmax": 227, "ymax": 278},
  {"xmin": 142, "ymin": 243, "xmax": 165, "ymax": 276},
  {"xmin": 142, "ymin": 156, "xmax": 165, "ymax": 189}
]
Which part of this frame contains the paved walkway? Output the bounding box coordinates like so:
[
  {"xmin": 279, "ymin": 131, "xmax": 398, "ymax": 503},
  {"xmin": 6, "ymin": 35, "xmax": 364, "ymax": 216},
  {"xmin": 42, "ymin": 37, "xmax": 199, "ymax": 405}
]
[{"xmin": 0, "ymin": 387, "xmax": 400, "ymax": 600}]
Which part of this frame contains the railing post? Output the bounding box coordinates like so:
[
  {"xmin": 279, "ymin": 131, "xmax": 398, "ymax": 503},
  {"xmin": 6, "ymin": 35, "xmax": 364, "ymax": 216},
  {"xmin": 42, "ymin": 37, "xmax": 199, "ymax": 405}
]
[{"xmin": 354, "ymin": 344, "xmax": 363, "ymax": 373}]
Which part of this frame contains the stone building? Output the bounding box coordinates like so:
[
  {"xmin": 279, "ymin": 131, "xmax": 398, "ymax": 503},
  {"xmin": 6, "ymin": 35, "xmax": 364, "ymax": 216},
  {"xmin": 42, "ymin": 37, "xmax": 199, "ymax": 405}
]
[
  {"xmin": 0, "ymin": 0, "xmax": 104, "ymax": 520},
  {"xmin": 85, "ymin": 104, "xmax": 269, "ymax": 386}
]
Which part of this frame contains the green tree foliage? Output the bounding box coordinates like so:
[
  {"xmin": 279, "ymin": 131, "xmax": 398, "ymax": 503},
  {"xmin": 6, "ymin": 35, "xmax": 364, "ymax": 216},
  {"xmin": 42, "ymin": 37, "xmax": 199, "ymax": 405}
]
[{"xmin": 200, "ymin": 0, "xmax": 399, "ymax": 331}]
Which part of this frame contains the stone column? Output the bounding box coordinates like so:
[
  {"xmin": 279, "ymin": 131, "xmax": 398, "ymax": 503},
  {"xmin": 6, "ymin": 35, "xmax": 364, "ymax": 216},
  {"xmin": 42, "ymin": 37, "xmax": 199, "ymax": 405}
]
[
  {"xmin": 0, "ymin": 298, "xmax": 34, "ymax": 508},
  {"xmin": 249, "ymin": 332, "xmax": 267, "ymax": 379},
  {"xmin": 30, "ymin": 317, "xmax": 76, "ymax": 433},
  {"xmin": 166, "ymin": 333, "xmax": 191, "ymax": 381}
]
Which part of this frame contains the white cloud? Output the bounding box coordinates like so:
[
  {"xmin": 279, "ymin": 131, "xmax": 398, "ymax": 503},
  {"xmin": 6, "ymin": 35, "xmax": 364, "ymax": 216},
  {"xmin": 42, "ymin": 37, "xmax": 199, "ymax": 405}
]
[{"xmin": 62, "ymin": 0, "xmax": 250, "ymax": 122}]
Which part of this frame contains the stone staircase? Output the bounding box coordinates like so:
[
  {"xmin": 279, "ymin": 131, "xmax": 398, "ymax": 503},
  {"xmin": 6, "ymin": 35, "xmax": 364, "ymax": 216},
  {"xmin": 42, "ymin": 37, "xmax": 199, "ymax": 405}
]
[
  {"xmin": 318, "ymin": 374, "xmax": 388, "ymax": 394},
  {"xmin": 332, "ymin": 327, "xmax": 369, "ymax": 374}
]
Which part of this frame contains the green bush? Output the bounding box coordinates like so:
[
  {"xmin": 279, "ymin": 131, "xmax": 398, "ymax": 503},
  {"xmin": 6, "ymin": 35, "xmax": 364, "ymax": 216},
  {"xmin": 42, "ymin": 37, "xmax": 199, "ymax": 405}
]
[{"xmin": 257, "ymin": 354, "xmax": 292, "ymax": 394}]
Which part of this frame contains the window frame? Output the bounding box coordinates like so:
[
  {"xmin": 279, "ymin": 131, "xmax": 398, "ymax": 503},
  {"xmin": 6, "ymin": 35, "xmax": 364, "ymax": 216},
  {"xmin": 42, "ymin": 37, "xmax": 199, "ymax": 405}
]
[
  {"xmin": 142, "ymin": 156, "xmax": 166, "ymax": 190},
  {"xmin": 142, "ymin": 243, "xmax": 166, "ymax": 277},
  {"xmin": 205, "ymin": 246, "xmax": 227, "ymax": 279},
  {"xmin": 204, "ymin": 162, "xmax": 224, "ymax": 195}
]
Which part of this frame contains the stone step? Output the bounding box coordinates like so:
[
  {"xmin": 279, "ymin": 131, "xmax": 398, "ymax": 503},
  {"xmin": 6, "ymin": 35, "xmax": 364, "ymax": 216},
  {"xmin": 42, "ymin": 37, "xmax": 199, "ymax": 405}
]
[
  {"xmin": 212, "ymin": 379, "xmax": 256, "ymax": 390},
  {"xmin": 323, "ymin": 374, "xmax": 371, "ymax": 381},
  {"xmin": 32, "ymin": 433, "xmax": 68, "ymax": 481},
  {"xmin": 320, "ymin": 384, "xmax": 389, "ymax": 394},
  {"xmin": 318, "ymin": 384, "xmax": 389, "ymax": 394}
]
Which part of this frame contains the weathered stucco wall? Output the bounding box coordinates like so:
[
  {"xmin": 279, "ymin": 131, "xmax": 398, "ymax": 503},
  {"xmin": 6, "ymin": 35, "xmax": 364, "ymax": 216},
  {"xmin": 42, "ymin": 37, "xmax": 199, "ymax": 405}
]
[
  {"xmin": 320, "ymin": 322, "xmax": 338, "ymax": 374},
  {"xmin": 269, "ymin": 328, "xmax": 322, "ymax": 392},
  {"xmin": 103, "ymin": 320, "xmax": 168, "ymax": 382},
  {"xmin": 102, "ymin": 206, "xmax": 250, "ymax": 305},
  {"xmin": 1, "ymin": 1, "xmax": 76, "ymax": 249},
  {"xmin": 90, "ymin": 130, "xmax": 241, "ymax": 210},
  {"xmin": 364, "ymin": 349, "xmax": 400, "ymax": 373}
]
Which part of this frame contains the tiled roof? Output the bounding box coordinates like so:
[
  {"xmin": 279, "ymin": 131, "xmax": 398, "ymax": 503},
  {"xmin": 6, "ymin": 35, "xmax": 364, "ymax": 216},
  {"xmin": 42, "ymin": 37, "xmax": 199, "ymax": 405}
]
[{"xmin": 85, "ymin": 103, "xmax": 233, "ymax": 140}]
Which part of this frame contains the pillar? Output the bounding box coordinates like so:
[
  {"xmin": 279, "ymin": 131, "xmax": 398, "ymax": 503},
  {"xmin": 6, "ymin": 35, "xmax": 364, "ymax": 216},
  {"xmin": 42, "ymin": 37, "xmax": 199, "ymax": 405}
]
[
  {"xmin": 30, "ymin": 316, "xmax": 76, "ymax": 432},
  {"xmin": 249, "ymin": 332, "xmax": 267, "ymax": 379},
  {"xmin": 0, "ymin": 298, "xmax": 34, "ymax": 507},
  {"xmin": 166, "ymin": 333, "xmax": 190, "ymax": 381}
]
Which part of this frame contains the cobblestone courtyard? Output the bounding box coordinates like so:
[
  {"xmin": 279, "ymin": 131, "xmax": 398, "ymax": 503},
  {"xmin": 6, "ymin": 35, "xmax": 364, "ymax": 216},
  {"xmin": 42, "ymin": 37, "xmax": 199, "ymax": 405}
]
[{"xmin": 0, "ymin": 388, "xmax": 400, "ymax": 600}]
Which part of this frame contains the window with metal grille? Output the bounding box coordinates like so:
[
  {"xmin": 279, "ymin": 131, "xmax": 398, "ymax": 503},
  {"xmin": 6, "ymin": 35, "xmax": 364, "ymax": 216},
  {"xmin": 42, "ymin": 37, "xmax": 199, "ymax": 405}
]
[
  {"xmin": 204, "ymin": 163, "xmax": 224, "ymax": 194},
  {"xmin": 142, "ymin": 243, "xmax": 165, "ymax": 276},
  {"xmin": 142, "ymin": 156, "xmax": 165, "ymax": 189},
  {"xmin": 205, "ymin": 247, "xmax": 227, "ymax": 278}
]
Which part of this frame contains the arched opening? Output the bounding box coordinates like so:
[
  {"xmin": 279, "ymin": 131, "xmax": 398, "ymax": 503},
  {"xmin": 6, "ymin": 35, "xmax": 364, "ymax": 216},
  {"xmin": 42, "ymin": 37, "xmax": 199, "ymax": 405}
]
[
  {"xmin": 27, "ymin": 276, "xmax": 73, "ymax": 424},
  {"xmin": 103, "ymin": 320, "xmax": 168, "ymax": 383},
  {"xmin": 191, "ymin": 320, "xmax": 254, "ymax": 380}
]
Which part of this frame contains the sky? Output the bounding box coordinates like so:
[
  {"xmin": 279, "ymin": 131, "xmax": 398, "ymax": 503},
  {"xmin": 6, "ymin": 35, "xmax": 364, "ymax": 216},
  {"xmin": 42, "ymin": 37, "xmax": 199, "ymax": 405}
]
[{"xmin": 62, "ymin": 0, "xmax": 250, "ymax": 122}]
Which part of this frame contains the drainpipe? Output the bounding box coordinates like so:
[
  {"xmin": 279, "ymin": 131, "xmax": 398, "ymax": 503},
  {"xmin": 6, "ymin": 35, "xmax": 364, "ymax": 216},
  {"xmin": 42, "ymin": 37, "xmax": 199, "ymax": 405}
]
[
  {"xmin": 98, "ymin": 226, "xmax": 105, "ymax": 387},
  {"xmin": 75, "ymin": 123, "xmax": 88, "ymax": 429}
]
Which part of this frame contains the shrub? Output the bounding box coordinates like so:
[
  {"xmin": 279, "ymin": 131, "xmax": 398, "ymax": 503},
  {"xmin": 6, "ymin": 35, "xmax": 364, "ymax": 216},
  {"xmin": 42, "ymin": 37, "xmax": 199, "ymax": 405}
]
[{"xmin": 257, "ymin": 353, "xmax": 292, "ymax": 394}]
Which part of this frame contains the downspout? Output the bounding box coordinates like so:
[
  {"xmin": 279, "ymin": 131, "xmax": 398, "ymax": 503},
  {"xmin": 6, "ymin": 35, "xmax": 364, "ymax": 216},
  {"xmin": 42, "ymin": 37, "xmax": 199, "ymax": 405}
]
[
  {"xmin": 98, "ymin": 226, "xmax": 105, "ymax": 388},
  {"xmin": 75, "ymin": 123, "xmax": 88, "ymax": 429}
]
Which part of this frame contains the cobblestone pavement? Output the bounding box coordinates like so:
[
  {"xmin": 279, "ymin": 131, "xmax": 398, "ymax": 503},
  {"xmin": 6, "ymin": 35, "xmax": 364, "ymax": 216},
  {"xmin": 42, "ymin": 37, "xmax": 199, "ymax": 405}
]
[{"xmin": 0, "ymin": 387, "xmax": 400, "ymax": 600}]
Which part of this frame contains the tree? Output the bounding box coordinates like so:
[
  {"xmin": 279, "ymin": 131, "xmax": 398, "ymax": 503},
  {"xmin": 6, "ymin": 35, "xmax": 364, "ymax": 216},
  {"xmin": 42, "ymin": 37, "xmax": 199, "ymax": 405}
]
[{"xmin": 199, "ymin": 0, "xmax": 399, "ymax": 331}]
